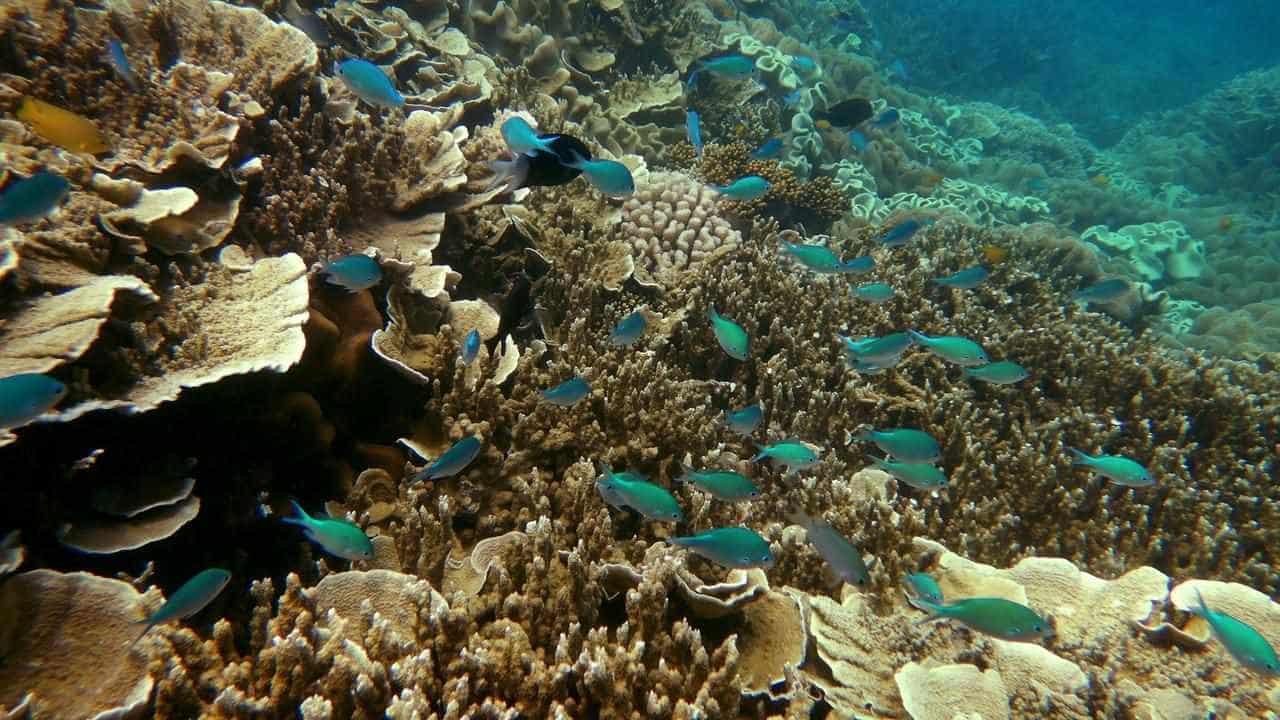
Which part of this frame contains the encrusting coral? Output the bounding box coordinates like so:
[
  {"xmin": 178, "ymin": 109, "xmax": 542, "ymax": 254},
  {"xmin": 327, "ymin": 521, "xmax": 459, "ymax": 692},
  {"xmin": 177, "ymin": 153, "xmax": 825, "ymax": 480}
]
[{"xmin": 2, "ymin": 0, "xmax": 1279, "ymax": 716}]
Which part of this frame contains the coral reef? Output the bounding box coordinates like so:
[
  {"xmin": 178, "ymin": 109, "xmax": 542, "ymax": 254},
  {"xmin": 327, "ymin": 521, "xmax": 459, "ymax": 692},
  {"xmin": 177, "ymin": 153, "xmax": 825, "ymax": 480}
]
[{"xmin": 2, "ymin": 0, "xmax": 1278, "ymax": 717}]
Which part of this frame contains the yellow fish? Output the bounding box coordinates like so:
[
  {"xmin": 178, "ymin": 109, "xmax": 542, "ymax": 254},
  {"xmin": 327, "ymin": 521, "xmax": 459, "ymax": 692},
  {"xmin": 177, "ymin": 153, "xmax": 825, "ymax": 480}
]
[
  {"xmin": 815, "ymin": 119, "xmax": 832, "ymax": 130},
  {"xmin": 16, "ymin": 97, "xmax": 109, "ymax": 154}
]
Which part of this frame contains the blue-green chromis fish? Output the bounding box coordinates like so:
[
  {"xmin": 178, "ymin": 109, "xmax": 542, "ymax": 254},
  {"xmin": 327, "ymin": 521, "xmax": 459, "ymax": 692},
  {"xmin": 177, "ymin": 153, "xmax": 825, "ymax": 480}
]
[
  {"xmin": 1189, "ymin": 588, "xmax": 1279, "ymax": 675},
  {"xmin": 541, "ymin": 376, "xmax": 590, "ymax": 405},
  {"xmin": 782, "ymin": 243, "xmax": 871, "ymax": 274},
  {"xmin": 608, "ymin": 310, "xmax": 647, "ymax": 347},
  {"xmin": 1072, "ymin": 278, "xmax": 1130, "ymax": 304},
  {"xmin": 0, "ymin": 373, "xmax": 67, "ymax": 429},
  {"xmin": 676, "ymin": 463, "xmax": 759, "ymax": 501},
  {"xmin": 876, "ymin": 218, "xmax": 930, "ymax": 247},
  {"xmin": 964, "ymin": 360, "xmax": 1029, "ymax": 385},
  {"xmin": 915, "ymin": 596, "xmax": 1050, "ymax": 642},
  {"xmin": 1068, "ymin": 448, "xmax": 1153, "ymax": 487},
  {"xmin": 414, "ymin": 435, "xmax": 481, "ymax": 481},
  {"xmin": 107, "ymin": 39, "xmax": 142, "ymax": 91},
  {"xmin": 791, "ymin": 55, "xmax": 817, "ymax": 73},
  {"xmin": 750, "ymin": 137, "xmax": 783, "ymax": 160},
  {"xmin": 668, "ymin": 527, "xmax": 773, "ymax": 569},
  {"xmin": 904, "ymin": 573, "xmax": 944, "ymax": 606},
  {"xmin": 708, "ymin": 304, "xmax": 749, "ymax": 360},
  {"xmin": 321, "ymin": 254, "xmax": 382, "ymax": 291},
  {"xmin": 933, "ymin": 266, "xmax": 990, "ymax": 290},
  {"xmin": 501, "ymin": 116, "xmax": 558, "ymax": 157},
  {"xmin": 907, "ymin": 330, "xmax": 989, "ymax": 367},
  {"xmin": 461, "ymin": 329, "xmax": 481, "ymax": 364},
  {"xmin": 869, "ymin": 455, "xmax": 947, "ymax": 489},
  {"xmin": 564, "ymin": 151, "xmax": 635, "ymax": 197},
  {"xmin": 687, "ymin": 55, "xmax": 755, "ymax": 88},
  {"xmin": 790, "ymin": 512, "xmax": 869, "ymax": 587},
  {"xmin": 721, "ymin": 403, "xmax": 762, "ymax": 435},
  {"xmin": 686, "ymin": 110, "xmax": 703, "ymax": 159},
  {"xmin": 714, "ymin": 176, "xmax": 770, "ymax": 201},
  {"xmin": 0, "ymin": 171, "xmax": 71, "ymax": 225},
  {"xmin": 855, "ymin": 428, "xmax": 940, "ymax": 463},
  {"xmin": 135, "ymin": 568, "xmax": 231, "ymax": 642},
  {"xmin": 753, "ymin": 440, "xmax": 820, "ymax": 472},
  {"xmin": 839, "ymin": 332, "xmax": 913, "ymax": 368},
  {"xmin": 596, "ymin": 464, "xmax": 682, "ymax": 522},
  {"xmin": 852, "ymin": 283, "xmax": 895, "ymax": 303},
  {"xmin": 334, "ymin": 59, "xmax": 403, "ymax": 109},
  {"xmin": 283, "ymin": 500, "xmax": 374, "ymax": 560}
]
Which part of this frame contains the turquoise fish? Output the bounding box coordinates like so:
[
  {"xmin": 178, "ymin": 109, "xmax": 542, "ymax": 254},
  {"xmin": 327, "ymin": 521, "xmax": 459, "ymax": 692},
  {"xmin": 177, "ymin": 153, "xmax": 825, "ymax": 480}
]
[
  {"xmin": 320, "ymin": 254, "xmax": 382, "ymax": 291},
  {"xmin": 0, "ymin": 373, "xmax": 67, "ymax": 429},
  {"xmin": 501, "ymin": 116, "xmax": 558, "ymax": 156},
  {"xmin": 869, "ymin": 455, "xmax": 947, "ymax": 489},
  {"xmin": 876, "ymin": 218, "xmax": 929, "ymax": 247},
  {"xmin": 608, "ymin": 310, "xmax": 647, "ymax": 347},
  {"xmin": 283, "ymin": 500, "xmax": 374, "ymax": 560},
  {"xmin": 667, "ymin": 527, "xmax": 773, "ymax": 569},
  {"xmin": 676, "ymin": 464, "xmax": 759, "ymax": 501},
  {"xmin": 855, "ymin": 428, "xmax": 940, "ymax": 463},
  {"xmin": 751, "ymin": 137, "xmax": 784, "ymax": 160},
  {"xmin": 721, "ymin": 403, "xmax": 762, "ymax": 435},
  {"xmin": 709, "ymin": 304, "xmax": 749, "ymax": 360},
  {"xmin": 461, "ymin": 329, "xmax": 481, "ymax": 365},
  {"xmin": 1188, "ymin": 588, "xmax": 1280, "ymax": 676},
  {"xmin": 781, "ymin": 242, "xmax": 870, "ymax": 274},
  {"xmin": 686, "ymin": 111, "xmax": 703, "ymax": 159},
  {"xmin": 904, "ymin": 573, "xmax": 944, "ymax": 607},
  {"xmin": 915, "ymin": 596, "xmax": 1050, "ymax": 641},
  {"xmin": 848, "ymin": 129, "xmax": 869, "ymax": 152},
  {"xmin": 334, "ymin": 58, "xmax": 403, "ymax": 109},
  {"xmin": 714, "ymin": 176, "xmax": 770, "ymax": 201},
  {"xmin": 0, "ymin": 171, "xmax": 71, "ymax": 225},
  {"xmin": 596, "ymin": 464, "xmax": 682, "ymax": 522},
  {"xmin": 933, "ymin": 266, "xmax": 989, "ymax": 290},
  {"xmin": 790, "ymin": 512, "xmax": 869, "ymax": 587},
  {"xmin": 414, "ymin": 435, "xmax": 481, "ymax": 481},
  {"xmin": 964, "ymin": 361, "xmax": 1028, "ymax": 385},
  {"xmin": 839, "ymin": 332, "xmax": 913, "ymax": 368},
  {"xmin": 135, "ymin": 568, "xmax": 231, "ymax": 643},
  {"xmin": 907, "ymin": 330, "xmax": 989, "ymax": 367},
  {"xmin": 852, "ymin": 283, "xmax": 895, "ymax": 304},
  {"xmin": 1068, "ymin": 448, "xmax": 1153, "ymax": 487},
  {"xmin": 564, "ymin": 152, "xmax": 635, "ymax": 197},
  {"xmin": 1073, "ymin": 278, "xmax": 1130, "ymax": 304},
  {"xmin": 687, "ymin": 55, "xmax": 755, "ymax": 88},
  {"xmin": 107, "ymin": 39, "xmax": 142, "ymax": 91},
  {"xmin": 839, "ymin": 255, "xmax": 876, "ymax": 274},
  {"xmin": 541, "ymin": 376, "xmax": 590, "ymax": 406},
  {"xmin": 753, "ymin": 439, "xmax": 820, "ymax": 472}
]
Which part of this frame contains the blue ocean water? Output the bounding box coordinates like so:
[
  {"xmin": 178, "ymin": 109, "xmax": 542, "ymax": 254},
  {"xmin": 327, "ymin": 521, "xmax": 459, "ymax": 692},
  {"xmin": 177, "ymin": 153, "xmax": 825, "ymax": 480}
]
[{"xmin": 860, "ymin": 0, "xmax": 1280, "ymax": 145}]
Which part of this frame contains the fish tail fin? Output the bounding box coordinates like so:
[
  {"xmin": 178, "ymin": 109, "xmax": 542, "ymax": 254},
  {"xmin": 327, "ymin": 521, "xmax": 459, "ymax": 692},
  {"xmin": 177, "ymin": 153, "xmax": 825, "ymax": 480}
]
[
  {"xmin": 666, "ymin": 535, "xmax": 698, "ymax": 549},
  {"xmin": 751, "ymin": 444, "xmax": 769, "ymax": 463},
  {"xmin": 865, "ymin": 454, "xmax": 886, "ymax": 467},
  {"xmin": 1192, "ymin": 587, "xmax": 1210, "ymax": 617},
  {"xmin": 686, "ymin": 69, "xmax": 702, "ymax": 89},
  {"xmin": 564, "ymin": 149, "xmax": 587, "ymax": 169},
  {"xmin": 281, "ymin": 499, "xmax": 310, "ymax": 528},
  {"xmin": 906, "ymin": 329, "xmax": 927, "ymax": 344},
  {"xmin": 1067, "ymin": 448, "xmax": 1092, "ymax": 466},
  {"xmin": 485, "ymin": 156, "xmax": 528, "ymax": 194},
  {"xmin": 910, "ymin": 596, "xmax": 947, "ymax": 621},
  {"xmin": 674, "ymin": 463, "xmax": 694, "ymax": 483}
]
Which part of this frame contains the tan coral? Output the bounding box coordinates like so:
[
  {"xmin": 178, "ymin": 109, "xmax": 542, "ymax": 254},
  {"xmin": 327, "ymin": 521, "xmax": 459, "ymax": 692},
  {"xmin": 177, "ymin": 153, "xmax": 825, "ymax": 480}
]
[
  {"xmin": 0, "ymin": 570, "xmax": 153, "ymax": 719},
  {"xmin": 308, "ymin": 569, "xmax": 445, "ymax": 642},
  {"xmin": 57, "ymin": 495, "xmax": 201, "ymax": 554}
]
